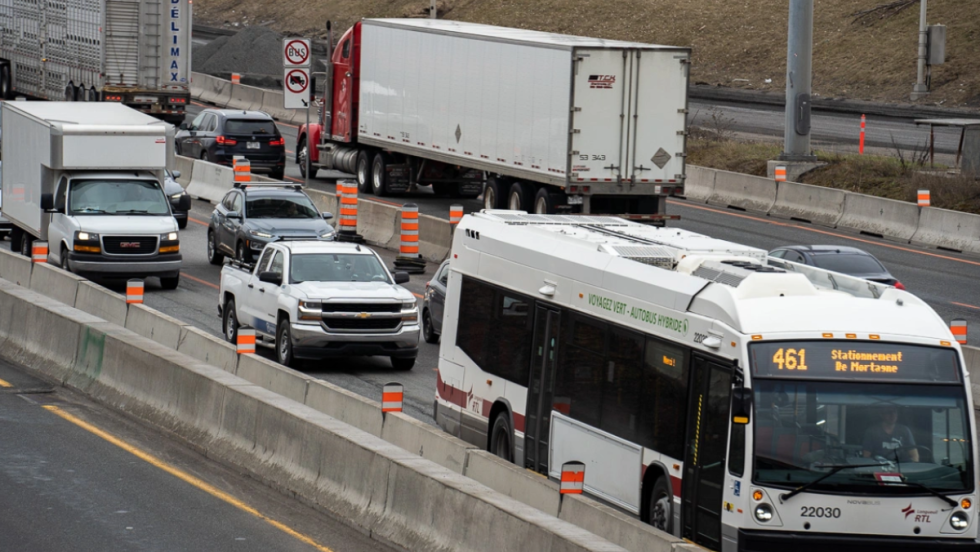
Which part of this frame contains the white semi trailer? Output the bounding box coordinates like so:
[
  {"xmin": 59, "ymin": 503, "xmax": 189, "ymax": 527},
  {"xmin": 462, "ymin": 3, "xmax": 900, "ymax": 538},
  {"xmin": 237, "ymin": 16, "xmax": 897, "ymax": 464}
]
[
  {"xmin": 0, "ymin": 0, "xmax": 192, "ymax": 125},
  {"xmin": 299, "ymin": 19, "xmax": 691, "ymax": 222}
]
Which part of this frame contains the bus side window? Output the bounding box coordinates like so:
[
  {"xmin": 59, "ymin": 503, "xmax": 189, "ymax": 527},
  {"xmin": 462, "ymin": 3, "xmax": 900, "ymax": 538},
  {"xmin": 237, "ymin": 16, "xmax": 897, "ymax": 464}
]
[
  {"xmin": 555, "ymin": 314, "xmax": 605, "ymax": 428},
  {"xmin": 638, "ymin": 338, "xmax": 690, "ymax": 460},
  {"xmin": 455, "ymin": 276, "xmax": 495, "ymax": 368}
]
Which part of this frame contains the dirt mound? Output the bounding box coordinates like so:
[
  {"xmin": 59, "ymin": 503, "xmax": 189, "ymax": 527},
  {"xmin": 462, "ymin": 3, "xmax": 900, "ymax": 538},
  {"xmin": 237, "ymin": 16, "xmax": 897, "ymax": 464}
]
[
  {"xmin": 191, "ymin": 0, "xmax": 980, "ymax": 109},
  {"xmin": 195, "ymin": 25, "xmax": 284, "ymax": 77}
]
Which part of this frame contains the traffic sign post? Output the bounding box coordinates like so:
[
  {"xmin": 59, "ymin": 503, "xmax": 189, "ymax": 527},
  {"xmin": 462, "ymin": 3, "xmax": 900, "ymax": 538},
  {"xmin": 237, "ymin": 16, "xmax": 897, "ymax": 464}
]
[{"xmin": 284, "ymin": 36, "xmax": 313, "ymax": 188}]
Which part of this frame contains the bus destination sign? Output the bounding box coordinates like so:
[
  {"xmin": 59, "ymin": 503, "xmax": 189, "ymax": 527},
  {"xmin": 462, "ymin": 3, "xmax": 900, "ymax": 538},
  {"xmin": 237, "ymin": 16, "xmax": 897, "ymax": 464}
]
[{"xmin": 749, "ymin": 341, "xmax": 959, "ymax": 383}]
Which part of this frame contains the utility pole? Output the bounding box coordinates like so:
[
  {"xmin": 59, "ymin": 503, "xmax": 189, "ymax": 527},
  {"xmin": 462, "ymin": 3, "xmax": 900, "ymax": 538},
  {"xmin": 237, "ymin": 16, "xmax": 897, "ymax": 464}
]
[
  {"xmin": 910, "ymin": 0, "xmax": 929, "ymax": 100},
  {"xmin": 779, "ymin": 0, "xmax": 816, "ymax": 163}
]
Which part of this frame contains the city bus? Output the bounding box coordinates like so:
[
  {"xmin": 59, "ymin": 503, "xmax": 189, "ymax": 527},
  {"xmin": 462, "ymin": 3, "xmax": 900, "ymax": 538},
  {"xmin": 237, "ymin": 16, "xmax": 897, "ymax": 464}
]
[{"xmin": 434, "ymin": 211, "xmax": 977, "ymax": 551}]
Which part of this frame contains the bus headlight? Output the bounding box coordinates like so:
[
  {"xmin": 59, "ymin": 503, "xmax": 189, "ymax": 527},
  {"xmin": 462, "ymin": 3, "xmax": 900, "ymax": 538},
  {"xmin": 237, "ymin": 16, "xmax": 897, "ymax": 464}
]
[
  {"xmin": 950, "ymin": 511, "xmax": 969, "ymax": 530},
  {"xmin": 754, "ymin": 504, "xmax": 773, "ymax": 523}
]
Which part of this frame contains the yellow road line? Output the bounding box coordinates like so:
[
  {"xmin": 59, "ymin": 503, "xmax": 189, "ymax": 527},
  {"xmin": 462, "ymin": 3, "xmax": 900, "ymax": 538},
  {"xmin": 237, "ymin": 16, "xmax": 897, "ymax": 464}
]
[
  {"xmin": 0, "ymin": 378, "xmax": 12, "ymax": 388},
  {"xmin": 42, "ymin": 404, "xmax": 334, "ymax": 552}
]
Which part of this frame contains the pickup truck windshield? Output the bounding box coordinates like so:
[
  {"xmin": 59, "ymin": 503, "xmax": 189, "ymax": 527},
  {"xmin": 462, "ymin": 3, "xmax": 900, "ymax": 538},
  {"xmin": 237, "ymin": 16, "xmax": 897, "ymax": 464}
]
[
  {"xmin": 246, "ymin": 196, "xmax": 318, "ymax": 219},
  {"xmin": 291, "ymin": 253, "xmax": 390, "ymax": 284},
  {"xmin": 70, "ymin": 180, "xmax": 170, "ymax": 215}
]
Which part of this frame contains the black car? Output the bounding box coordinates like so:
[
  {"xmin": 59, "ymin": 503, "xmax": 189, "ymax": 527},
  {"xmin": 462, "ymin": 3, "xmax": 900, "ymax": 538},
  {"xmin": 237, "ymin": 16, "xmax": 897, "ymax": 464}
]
[
  {"xmin": 163, "ymin": 169, "xmax": 189, "ymax": 229},
  {"xmin": 421, "ymin": 260, "xmax": 450, "ymax": 344},
  {"xmin": 207, "ymin": 183, "xmax": 335, "ymax": 264},
  {"xmin": 176, "ymin": 109, "xmax": 286, "ymax": 180},
  {"xmin": 769, "ymin": 245, "xmax": 905, "ymax": 289}
]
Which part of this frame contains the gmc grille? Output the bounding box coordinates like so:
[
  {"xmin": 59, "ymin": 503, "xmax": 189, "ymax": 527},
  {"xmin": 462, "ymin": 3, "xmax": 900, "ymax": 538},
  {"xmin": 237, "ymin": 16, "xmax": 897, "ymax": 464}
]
[{"xmin": 103, "ymin": 236, "xmax": 158, "ymax": 255}]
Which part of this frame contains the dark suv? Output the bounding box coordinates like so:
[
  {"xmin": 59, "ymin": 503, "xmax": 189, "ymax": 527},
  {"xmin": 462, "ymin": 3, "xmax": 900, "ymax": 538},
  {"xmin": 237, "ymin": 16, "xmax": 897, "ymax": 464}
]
[
  {"xmin": 176, "ymin": 110, "xmax": 285, "ymax": 179},
  {"xmin": 207, "ymin": 183, "xmax": 335, "ymax": 264}
]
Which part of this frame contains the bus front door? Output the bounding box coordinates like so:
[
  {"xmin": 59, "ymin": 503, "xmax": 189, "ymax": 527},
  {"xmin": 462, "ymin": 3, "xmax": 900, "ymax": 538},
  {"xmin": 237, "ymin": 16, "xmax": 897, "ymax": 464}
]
[
  {"xmin": 681, "ymin": 355, "xmax": 733, "ymax": 550},
  {"xmin": 524, "ymin": 305, "xmax": 560, "ymax": 474}
]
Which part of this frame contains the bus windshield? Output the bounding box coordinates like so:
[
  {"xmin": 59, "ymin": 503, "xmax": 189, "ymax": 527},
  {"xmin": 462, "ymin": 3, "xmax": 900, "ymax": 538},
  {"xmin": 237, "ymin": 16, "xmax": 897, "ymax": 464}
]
[{"xmin": 752, "ymin": 379, "xmax": 973, "ymax": 494}]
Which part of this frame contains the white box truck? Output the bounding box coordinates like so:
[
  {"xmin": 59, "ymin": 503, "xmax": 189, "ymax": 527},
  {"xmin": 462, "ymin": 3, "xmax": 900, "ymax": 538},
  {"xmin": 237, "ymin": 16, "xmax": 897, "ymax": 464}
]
[
  {"xmin": 298, "ymin": 19, "xmax": 690, "ymax": 222},
  {"xmin": 2, "ymin": 101, "xmax": 189, "ymax": 288},
  {"xmin": 0, "ymin": 0, "xmax": 192, "ymax": 125}
]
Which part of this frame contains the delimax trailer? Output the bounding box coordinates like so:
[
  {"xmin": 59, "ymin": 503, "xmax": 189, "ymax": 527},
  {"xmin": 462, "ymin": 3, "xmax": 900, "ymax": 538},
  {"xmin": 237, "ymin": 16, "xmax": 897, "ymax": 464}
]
[
  {"xmin": 299, "ymin": 19, "xmax": 691, "ymax": 220},
  {"xmin": 0, "ymin": 0, "xmax": 192, "ymax": 125}
]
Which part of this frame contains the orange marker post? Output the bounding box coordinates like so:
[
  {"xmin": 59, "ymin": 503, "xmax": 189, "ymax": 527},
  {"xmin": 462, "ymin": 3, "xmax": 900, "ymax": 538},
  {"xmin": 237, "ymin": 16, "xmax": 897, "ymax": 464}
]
[
  {"xmin": 774, "ymin": 166, "xmax": 787, "ymax": 183},
  {"xmin": 126, "ymin": 279, "xmax": 144, "ymax": 304},
  {"xmin": 233, "ymin": 156, "xmax": 251, "ymax": 185},
  {"xmin": 449, "ymin": 204, "xmax": 464, "ymax": 226},
  {"xmin": 560, "ymin": 461, "xmax": 585, "ymax": 495},
  {"xmin": 951, "ymin": 319, "xmax": 967, "ymax": 345},
  {"xmin": 31, "ymin": 241, "xmax": 48, "ymax": 264},
  {"xmin": 335, "ymin": 180, "xmax": 364, "ymax": 243},
  {"xmin": 237, "ymin": 326, "xmax": 256, "ymax": 354},
  {"xmin": 393, "ymin": 203, "xmax": 425, "ymax": 273},
  {"xmin": 859, "ymin": 114, "xmax": 866, "ymax": 155},
  {"xmin": 382, "ymin": 382, "xmax": 403, "ymax": 413},
  {"xmin": 231, "ymin": 73, "xmax": 241, "ymax": 85},
  {"xmin": 917, "ymin": 189, "xmax": 930, "ymax": 207}
]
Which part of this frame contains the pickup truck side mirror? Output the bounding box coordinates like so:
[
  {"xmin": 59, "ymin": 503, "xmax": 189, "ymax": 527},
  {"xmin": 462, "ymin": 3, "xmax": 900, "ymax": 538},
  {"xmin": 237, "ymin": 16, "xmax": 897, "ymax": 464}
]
[
  {"xmin": 321, "ymin": 211, "xmax": 333, "ymax": 220},
  {"xmin": 226, "ymin": 211, "xmax": 242, "ymax": 220},
  {"xmin": 179, "ymin": 122, "xmax": 190, "ymax": 131},
  {"xmin": 40, "ymin": 193, "xmax": 55, "ymax": 212},
  {"xmin": 175, "ymin": 194, "xmax": 191, "ymax": 211},
  {"xmin": 394, "ymin": 271, "xmax": 410, "ymax": 285},
  {"xmin": 171, "ymin": 170, "xmax": 181, "ymax": 179},
  {"xmin": 258, "ymin": 271, "xmax": 282, "ymax": 285}
]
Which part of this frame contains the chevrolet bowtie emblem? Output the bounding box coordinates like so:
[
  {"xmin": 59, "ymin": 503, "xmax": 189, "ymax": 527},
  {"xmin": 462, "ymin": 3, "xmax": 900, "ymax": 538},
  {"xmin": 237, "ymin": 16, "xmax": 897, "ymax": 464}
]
[{"xmin": 356, "ymin": 312, "xmax": 371, "ymax": 319}]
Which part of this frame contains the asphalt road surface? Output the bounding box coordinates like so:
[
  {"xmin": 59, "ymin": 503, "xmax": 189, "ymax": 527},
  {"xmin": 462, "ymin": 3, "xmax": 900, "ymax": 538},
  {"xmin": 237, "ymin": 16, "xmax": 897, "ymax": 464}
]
[{"xmin": 0, "ymin": 360, "xmax": 392, "ymax": 552}]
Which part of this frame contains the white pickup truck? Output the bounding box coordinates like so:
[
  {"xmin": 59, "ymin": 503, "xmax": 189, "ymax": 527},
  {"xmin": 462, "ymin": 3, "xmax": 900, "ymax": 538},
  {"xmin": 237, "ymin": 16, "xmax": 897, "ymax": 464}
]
[{"xmin": 218, "ymin": 240, "xmax": 420, "ymax": 369}]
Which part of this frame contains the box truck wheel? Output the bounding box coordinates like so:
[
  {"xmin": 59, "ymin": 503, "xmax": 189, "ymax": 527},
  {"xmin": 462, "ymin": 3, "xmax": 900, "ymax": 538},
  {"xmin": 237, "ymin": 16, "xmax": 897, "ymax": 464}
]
[
  {"xmin": 160, "ymin": 273, "xmax": 180, "ymax": 290},
  {"xmin": 484, "ymin": 178, "xmax": 507, "ymax": 210},
  {"xmin": 371, "ymin": 153, "xmax": 391, "ymax": 197},
  {"xmin": 507, "ymin": 181, "xmax": 534, "ymax": 211},
  {"xmin": 356, "ymin": 150, "xmax": 373, "ymax": 194},
  {"xmin": 18, "ymin": 232, "xmax": 33, "ymax": 257}
]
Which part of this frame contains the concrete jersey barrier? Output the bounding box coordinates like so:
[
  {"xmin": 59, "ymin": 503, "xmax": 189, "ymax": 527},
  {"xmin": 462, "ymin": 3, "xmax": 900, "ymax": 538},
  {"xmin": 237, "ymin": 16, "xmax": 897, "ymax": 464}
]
[
  {"xmin": 680, "ymin": 165, "xmax": 716, "ymax": 203},
  {"xmin": 0, "ymin": 280, "xmax": 635, "ymax": 552},
  {"xmin": 769, "ymin": 180, "xmax": 846, "ymax": 227},
  {"xmin": 706, "ymin": 169, "xmax": 777, "ymax": 213},
  {"xmin": 838, "ymin": 193, "xmax": 921, "ymax": 242},
  {"xmin": 229, "ymin": 83, "xmax": 266, "ymax": 111},
  {"xmin": 910, "ymin": 206, "xmax": 980, "ymax": 254},
  {"xmin": 186, "ymin": 159, "xmax": 234, "ymax": 203}
]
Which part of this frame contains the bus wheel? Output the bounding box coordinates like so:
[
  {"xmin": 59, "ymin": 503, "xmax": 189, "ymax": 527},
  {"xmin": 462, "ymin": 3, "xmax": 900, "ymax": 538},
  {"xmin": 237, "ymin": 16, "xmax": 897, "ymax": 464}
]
[
  {"xmin": 648, "ymin": 477, "xmax": 673, "ymax": 533},
  {"xmin": 490, "ymin": 412, "xmax": 513, "ymax": 462}
]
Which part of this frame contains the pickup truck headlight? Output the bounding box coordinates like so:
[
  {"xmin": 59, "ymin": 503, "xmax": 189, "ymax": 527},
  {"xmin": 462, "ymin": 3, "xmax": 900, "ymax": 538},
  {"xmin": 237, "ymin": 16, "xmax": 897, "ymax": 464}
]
[
  {"xmin": 401, "ymin": 300, "xmax": 419, "ymax": 323},
  {"xmin": 74, "ymin": 231, "xmax": 101, "ymax": 253},
  {"xmin": 298, "ymin": 300, "xmax": 322, "ymax": 321},
  {"xmin": 160, "ymin": 232, "xmax": 180, "ymax": 253},
  {"xmin": 249, "ymin": 230, "xmax": 274, "ymax": 239},
  {"xmin": 170, "ymin": 192, "xmax": 186, "ymax": 200},
  {"xmin": 319, "ymin": 229, "xmax": 335, "ymax": 240}
]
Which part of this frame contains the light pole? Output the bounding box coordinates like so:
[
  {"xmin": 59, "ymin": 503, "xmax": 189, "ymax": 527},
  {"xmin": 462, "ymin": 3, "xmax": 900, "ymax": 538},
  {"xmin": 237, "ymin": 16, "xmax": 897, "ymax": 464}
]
[
  {"xmin": 910, "ymin": 0, "xmax": 929, "ymax": 100},
  {"xmin": 779, "ymin": 0, "xmax": 816, "ymax": 163}
]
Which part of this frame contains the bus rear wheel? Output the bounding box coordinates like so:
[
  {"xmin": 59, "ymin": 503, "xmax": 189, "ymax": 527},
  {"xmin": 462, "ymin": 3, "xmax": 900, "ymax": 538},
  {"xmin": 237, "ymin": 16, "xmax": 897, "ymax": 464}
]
[
  {"xmin": 648, "ymin": 476, "xmax": 673, "ymax": 534},
  {"xmin": 490, "ymin": 412, "xmax": 513, "ymax": 462}
]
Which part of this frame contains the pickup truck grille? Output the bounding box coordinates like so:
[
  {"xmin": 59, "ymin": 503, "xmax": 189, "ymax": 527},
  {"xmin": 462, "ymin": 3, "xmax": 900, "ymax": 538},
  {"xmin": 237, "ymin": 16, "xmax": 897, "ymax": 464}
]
[
  {"xmin": 322, "ymin": 303, "xmax": 401, "ymax": 313},
  {"xmin": 103, "ymin": 236, "xmax": 158, "ymax": 254},
  {"xmin": 324, "ymin": 318, "xmax": 401, "ymax": 331}
]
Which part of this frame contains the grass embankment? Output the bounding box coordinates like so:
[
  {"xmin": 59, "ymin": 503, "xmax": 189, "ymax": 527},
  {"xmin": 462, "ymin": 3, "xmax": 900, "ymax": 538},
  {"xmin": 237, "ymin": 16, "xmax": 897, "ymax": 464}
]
[{"xmin": 688, "ymin": 136, "xmax": 980, "ymax": 214}]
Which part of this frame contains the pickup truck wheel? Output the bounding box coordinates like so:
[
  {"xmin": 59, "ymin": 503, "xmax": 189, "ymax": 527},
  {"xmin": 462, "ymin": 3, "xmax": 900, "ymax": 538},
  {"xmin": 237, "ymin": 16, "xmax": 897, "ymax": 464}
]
[
  {"xmin": 391, "ymin": 357, "xmax": 416, "ymax": 371},
  {"xmin": 207, "ymin": 231, "xmax": 225, "ymax": 265},
  {"xmin": 222, "ymin": 299, "xmax": 239, "ymax": 344},
  {"xmin": 422, "ymin": 309, "xmax": 439, "ymax": 344},
  {"xmin": 276, "ymin": 318, "xmax": 297, "ymax": 368},
  {"xmin": 160, "ymin": 274, "xmax": 180, "ymax": 290}
]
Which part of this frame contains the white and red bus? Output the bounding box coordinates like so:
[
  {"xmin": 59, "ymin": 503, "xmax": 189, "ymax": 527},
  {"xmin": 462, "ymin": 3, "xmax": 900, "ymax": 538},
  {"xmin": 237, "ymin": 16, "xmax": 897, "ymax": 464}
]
[{"xmin": 435, "ymin": 211, "xmax": 977, "ymax": 551}]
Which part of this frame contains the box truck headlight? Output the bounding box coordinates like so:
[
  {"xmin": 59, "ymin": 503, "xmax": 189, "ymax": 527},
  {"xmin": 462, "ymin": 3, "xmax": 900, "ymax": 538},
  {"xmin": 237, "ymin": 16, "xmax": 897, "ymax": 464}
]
[
  {"xmin": 159, "ymin": 232, "xmax": 180, "ymax": 254},
  {"xmin": 74, "ymin": 231, "xmax": 100, "ymax": 253}
]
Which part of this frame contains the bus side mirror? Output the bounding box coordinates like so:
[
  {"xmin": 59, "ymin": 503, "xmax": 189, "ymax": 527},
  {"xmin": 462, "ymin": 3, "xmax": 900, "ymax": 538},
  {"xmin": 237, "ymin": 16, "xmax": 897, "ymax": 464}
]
[{"xmin": 732, "ymin": 388, "xmax": 752, "ymax": 425}]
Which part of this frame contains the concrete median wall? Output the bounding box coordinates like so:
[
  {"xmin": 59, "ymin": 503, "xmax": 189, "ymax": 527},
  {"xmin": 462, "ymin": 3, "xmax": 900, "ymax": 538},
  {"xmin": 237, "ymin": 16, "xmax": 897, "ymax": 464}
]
[
  {"xmin": 706, "ymin": 169, "xmax": 777, "ymax": 213},
  {"xmin": 125, "ymin": 303, "xmax": 188, "ymax": 350},
  {"xmin": 0, "ymin": 248, "xmax": 32, "ymax": 286},
  {"xmin": 74, "ymin": 281, "xmax": 128, "ymax": 326},
  {"xmin": 381, "ymin": 411, "xmax": 477, "ymax": 474},
  {"xmin": 839, "ymin": 193, "xmax": 921, "ymax": 242},
  {"xmin": 464, "ymin": 450, "xmax": 562, "ymax": 516},
  {"xmin": 235, "ymin": 353, "xmax": 311, "ymax": 404},
  {"xmin": 29, "ymin": 262, "xmax": 85, "ymax": 306},
  {"xmin": 229, "ymin": 83, "xmax": 266, "ymax": 111},
  {"xmin": 559, "ymin": 494, "xmax": 680, "ymax": 552},
  {"xmin": 770, "ymin": 181, "xmax": 846, "ymax": 227},
  {"xmin": 174, "ymin": 156, "xmax": 195, "ymax": 188},
  {"xmin": 186, "ymin": 159, "xmax": 233, "ymax": 203},
  {"xmin": 911, "ymin": 207, "xmax": 980, "ymax": 254},
  {"xmin": 176, "ymin": 325, "xmax": 240, "ymax": 374},
  {"xmin": 304, "ymin": 378, "xmax": 384, "ymax": 437},
  {"xmin": 681, "ymin": 165, "xmax": 715, "ymax": 203},
  {"xmin": 0, "ymin": 279, "xmax": 633, "ymax": 552}
]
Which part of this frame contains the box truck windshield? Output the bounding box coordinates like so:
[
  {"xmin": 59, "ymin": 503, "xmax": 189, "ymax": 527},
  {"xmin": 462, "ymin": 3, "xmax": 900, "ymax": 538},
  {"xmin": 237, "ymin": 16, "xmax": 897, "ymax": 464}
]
[{"xmin": 68, "ymin": 180, "xmax": 170, "ymax": 216}]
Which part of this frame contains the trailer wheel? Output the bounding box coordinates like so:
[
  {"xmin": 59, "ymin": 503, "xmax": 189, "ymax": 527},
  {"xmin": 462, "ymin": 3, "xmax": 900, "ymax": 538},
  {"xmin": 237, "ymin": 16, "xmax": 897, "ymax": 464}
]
[
  {"xmin": 64, "ymin": 84, "xmax": 77, "ymax": 101},
  {"xmin": 0, "ymin": 64, "xmax": 12, "ymax": 100},
  {"xmin": 87, "ymin": 87, "xmax": 98, "ymax": 102},
  {"xmin": 79, "ymin": 84, "xmax": 88, "ymax": 101},
  {"xmin": 507, "ymin": 181, "xmax": 534, "ymax": 211},
  {"xmin": 484, "ymin": 178, "xmax": 506, "ymax": 210},
  {"xmin": 371, "ymin": 152, "xmax": 390, "ymax": 197},
  {"xmin": 356, "ymin": 150, "xmax": 373, "ymax": 194},
  {"xmin": 533, "ymin": 187, "xmax": 558, "ymax": 214}
]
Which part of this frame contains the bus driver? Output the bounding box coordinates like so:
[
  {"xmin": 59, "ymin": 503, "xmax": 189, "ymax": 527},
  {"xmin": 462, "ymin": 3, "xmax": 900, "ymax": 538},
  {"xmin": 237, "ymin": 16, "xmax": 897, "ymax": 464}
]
[{"xmin": 862, "ymin": 406, "xmax": 920, "ymax": 462}]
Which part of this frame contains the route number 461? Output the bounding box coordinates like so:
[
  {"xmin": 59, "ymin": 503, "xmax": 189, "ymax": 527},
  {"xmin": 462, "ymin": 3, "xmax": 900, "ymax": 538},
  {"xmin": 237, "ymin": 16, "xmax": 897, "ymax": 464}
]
[{"xmin": 772, "ymin": 348, "xmax": 809, "ymax": 371}]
